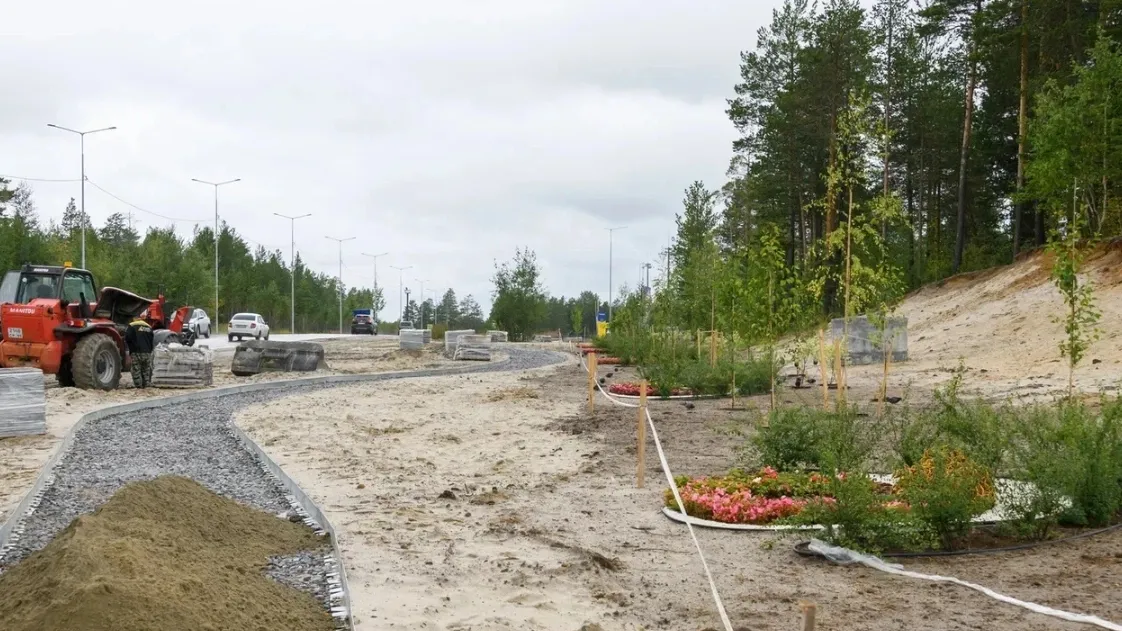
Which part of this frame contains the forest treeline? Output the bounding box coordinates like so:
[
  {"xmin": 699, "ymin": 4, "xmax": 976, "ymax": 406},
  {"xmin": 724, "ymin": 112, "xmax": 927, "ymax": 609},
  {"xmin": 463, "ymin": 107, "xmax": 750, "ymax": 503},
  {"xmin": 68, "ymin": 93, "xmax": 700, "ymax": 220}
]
[
  {"xmin": 0, "ymin": 181, "xmax": 611, "ymax": 335},
  {"xmin": 638, "ymin": 0, "xmax": 1122, "ymax": 340}
]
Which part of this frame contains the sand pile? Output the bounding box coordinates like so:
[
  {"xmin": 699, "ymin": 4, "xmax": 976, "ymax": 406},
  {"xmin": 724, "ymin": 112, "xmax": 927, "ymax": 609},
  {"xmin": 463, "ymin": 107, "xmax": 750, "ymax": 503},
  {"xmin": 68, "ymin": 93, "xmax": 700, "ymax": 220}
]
[{"xmin": 0, "ymin": 476, "xmax": 334, "ymax": 631}]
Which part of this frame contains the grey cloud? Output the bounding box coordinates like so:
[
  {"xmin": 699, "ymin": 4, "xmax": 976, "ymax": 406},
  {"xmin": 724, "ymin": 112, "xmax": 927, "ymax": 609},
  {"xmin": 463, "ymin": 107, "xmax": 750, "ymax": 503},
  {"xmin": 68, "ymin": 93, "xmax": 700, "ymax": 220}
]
[{"xmin": 0, "ymin": 0, "xmax": 772, "ymax": 317}]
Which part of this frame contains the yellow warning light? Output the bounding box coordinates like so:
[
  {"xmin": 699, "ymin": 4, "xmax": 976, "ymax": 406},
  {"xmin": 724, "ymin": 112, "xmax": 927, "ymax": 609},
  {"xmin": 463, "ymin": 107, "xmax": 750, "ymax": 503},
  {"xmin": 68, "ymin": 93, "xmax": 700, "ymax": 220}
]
[{"xmin": 63, "ymin": 261, "xmax": 73, "ymax": 268}]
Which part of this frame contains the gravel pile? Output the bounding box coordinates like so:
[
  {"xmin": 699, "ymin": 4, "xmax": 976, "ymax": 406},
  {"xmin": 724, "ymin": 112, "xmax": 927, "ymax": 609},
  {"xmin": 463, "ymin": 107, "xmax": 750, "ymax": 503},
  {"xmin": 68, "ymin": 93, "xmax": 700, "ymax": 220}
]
[{"xmin": 0, "ymin": 347, "xmax": 566, "ymax": 613}]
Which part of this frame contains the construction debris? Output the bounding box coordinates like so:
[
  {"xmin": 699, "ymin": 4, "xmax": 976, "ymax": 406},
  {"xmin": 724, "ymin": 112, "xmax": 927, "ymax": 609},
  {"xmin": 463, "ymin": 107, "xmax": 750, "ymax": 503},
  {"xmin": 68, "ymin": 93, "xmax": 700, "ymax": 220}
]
[
  {"xmin": 0, "ymin": 368, "xmax": 46, "ymax": 438},
  {"xmin": 231, "ymin": 341, "xmax": 325, "ymax": 377}
]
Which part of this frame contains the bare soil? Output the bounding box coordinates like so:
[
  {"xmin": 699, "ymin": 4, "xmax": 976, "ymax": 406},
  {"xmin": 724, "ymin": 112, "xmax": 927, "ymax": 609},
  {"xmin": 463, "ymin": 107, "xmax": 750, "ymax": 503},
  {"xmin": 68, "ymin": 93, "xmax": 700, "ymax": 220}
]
[
  {"xmin": 235, "ymin": 353, "xmax": 1122, "ymax": 631},
  {"xmin": 0, "ymin": 336, "xmax": 480, "ymax": 524},
  {"xmin": 0, "ymin": 476, "xmax": 332, "ymax": 631}
]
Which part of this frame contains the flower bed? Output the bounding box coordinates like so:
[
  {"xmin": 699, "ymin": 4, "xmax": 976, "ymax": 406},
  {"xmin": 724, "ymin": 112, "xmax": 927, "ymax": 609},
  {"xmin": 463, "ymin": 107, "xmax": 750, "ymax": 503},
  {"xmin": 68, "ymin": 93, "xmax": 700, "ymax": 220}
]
[
  {"xmin": 666, "ymin": 453, "xmax": 997, "ymax": 531},
  {"xmin": 666, "ymin": 468, "xmax": 837, "ymax": 525},
  {"xmin": 665, "ymin": 468, "xmax": 911, "ymax": 526},
  {"xmin": 609, "ymin": 382, "xmax": 693, "ymax": 397}
]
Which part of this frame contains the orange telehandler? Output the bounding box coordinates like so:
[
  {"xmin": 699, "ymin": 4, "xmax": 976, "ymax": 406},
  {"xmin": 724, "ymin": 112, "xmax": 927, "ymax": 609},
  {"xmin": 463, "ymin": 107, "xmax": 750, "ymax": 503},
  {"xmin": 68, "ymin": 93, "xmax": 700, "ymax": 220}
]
[{"xmin": 0, "ymin": 264, "xmax": 193, "ymax": 390}]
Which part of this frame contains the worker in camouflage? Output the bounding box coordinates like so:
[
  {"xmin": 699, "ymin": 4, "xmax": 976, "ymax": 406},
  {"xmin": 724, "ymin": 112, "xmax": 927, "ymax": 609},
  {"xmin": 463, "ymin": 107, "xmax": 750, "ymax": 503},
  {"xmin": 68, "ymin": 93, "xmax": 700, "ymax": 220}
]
[{"xmin": 125, "ymin": 318, "xmax": 155, "ymax": 388}]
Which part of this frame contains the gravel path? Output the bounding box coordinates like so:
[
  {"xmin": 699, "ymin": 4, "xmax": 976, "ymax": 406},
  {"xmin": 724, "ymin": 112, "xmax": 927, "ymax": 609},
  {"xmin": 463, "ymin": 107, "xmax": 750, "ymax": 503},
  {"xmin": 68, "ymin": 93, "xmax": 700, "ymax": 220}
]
[{"xmin": 0, "ymin": 347, "xmax": 566, "ymax": 611}]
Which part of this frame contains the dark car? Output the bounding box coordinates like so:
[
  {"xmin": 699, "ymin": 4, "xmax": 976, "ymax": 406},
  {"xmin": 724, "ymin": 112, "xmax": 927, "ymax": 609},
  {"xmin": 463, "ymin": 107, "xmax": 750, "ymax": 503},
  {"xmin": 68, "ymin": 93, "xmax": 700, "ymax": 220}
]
[{"xmin": 351, "ymin": 313, "xmax": 376, "ymax": 335}]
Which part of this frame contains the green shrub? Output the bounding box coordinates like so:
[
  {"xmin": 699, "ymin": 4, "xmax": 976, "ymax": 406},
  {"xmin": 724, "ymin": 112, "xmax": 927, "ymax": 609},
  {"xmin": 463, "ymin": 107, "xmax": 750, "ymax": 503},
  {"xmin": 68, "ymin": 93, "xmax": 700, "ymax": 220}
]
[
  {"xmin": 1003, "ymin": 399, "xmax": 1122, "ymax": 530},
  {"xmin": 788, "ymin": 473, "xmax": 933, "ymax": 554},
  {"xmin": 748, "ymin": 406, "xmax": 872, "ymax": 474},
  {"xmin": 895, "ymin": 447, "xmax": 996, "ymax": 548},
  {"xmin": 817, "ymin": 407, "xmax": 876, "ymax": 475},
  {"xmin": 891, "ymin": 374, "xmax": 1011, "ymax": 473},
  {"xmin": 749, "ymin": 407, "xmax": 820, "ymax": 472},
  {"xmin": 1053, "ymin": 400, "xmax": 1122, "ymax": 527}
]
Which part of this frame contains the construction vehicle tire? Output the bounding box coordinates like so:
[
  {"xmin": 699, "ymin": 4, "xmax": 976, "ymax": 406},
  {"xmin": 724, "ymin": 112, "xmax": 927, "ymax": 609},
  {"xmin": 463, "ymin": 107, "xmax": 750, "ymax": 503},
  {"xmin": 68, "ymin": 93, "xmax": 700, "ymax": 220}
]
[{"xmin": 71, "ymin": 333, "xmax": 122, "ymax": 390}]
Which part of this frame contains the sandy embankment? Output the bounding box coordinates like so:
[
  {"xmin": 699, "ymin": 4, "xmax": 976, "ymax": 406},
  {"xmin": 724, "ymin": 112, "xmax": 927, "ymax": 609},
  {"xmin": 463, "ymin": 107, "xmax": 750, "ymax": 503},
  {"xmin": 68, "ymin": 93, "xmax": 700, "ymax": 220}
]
[
  {"xmin": 0, "ymin": 337, "xmax": 470, "ymax": 524},
  {"xmin": 845, "ymin": 246, "xmax": 1122, "ymax": 401}
]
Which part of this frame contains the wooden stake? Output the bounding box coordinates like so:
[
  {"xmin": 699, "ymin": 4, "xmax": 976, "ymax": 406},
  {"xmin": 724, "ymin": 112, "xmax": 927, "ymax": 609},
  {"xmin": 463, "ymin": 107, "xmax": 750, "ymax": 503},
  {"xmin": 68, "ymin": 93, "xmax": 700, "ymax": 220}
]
[
  {"xmin": 637, "ymin": 380, "xmax": 648, "ymax": 488},
  {"xmin": 833, "ymin": 339, "xmax": 843, "ymax": 408},
  {"xmin": 709, "ymin": 330, "xmax": 718, "ymax": 368},
  {"xmin": 587, "ymin": 352, "xmax": 597, "ymax": 413},
  {"xmin": 696, "ymin": 329, "xmax": 702, "ymax": 359},
  {"xmin": 818, "ymin": 329, "xmax": 829, "ymax": 410},
  {"xmin": 800, "ymin": 601, "xmax": 817, "ymax": 631},
  {"xmin": 731, "ymin": 368, "xmax": 737, "ymax": 410},
  {"xmin": 879, "ymin": 333, "xmax": 890, "ymax": 417}
]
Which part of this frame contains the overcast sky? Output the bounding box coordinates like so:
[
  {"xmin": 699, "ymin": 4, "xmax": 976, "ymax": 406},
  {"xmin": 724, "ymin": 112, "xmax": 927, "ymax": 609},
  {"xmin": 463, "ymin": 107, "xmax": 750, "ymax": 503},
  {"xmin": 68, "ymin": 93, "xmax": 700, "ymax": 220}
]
[{"xmin": 1, "ymin": 0, "xmax": 776, "ymax": 319}]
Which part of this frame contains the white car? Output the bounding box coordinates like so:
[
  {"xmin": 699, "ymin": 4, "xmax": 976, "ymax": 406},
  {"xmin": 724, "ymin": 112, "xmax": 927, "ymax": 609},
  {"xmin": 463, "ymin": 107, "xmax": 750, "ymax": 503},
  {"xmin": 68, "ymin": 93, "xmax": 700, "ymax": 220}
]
[
  {"xmin": 188, "ymin": 308, "xmax": 211, "ymax": 338},
  {"xmin": 228, "ymin": 312, "xmax": 270, "ymax": 342}
]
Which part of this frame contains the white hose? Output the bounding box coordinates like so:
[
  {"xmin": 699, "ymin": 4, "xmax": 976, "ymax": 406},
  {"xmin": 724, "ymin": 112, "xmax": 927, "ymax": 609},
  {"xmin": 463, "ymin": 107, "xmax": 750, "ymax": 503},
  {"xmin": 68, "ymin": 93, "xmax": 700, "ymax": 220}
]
[
  {"xmin": 580, "ymin": 354, "xmax": 733, "ymax": 631},
  {"xmin": 808, "ymin": 539, "xmax": 1122, "ymax": 630}
]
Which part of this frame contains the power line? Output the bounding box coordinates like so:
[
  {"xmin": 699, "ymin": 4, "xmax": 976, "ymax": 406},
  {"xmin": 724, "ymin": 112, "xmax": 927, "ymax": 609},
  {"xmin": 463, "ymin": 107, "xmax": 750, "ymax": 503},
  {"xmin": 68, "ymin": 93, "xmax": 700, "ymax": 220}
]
[
  {"xmin": 0, "ymin": 173, "xmax": 83, "ymax": 183},
  {"xmin": 4, "ymin": 172, "xmax": 353, "ymax": 285},
  {"xmin": 85, "ymin": 179, "xmax": 208, "ymax": 223}
]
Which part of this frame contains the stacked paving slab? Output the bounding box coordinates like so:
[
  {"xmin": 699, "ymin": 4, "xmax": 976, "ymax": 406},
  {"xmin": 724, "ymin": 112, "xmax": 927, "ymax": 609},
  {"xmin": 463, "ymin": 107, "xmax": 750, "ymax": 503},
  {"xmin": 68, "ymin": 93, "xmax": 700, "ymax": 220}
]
[
  {"xmin": 455, "ymin": 334, "xmax": 492, "ymax": 361},
  {"xmin": 399, "ymin": 329, "xmax": 427, "ymax": 351},
  {"xmin": 152, "ymin": 344, "xmax": 215, "ymax": 388},
  {"xmin": 828, "ymin": 315, "xmax": 908, "ymax": 365},
  {"xmin": 488, "ymin": 330, "xmax": 508, "ymax": 343},
  {"xmin": 443, "ymin": 330, "xmax": 475, "ymax": 357},
  {"xmin": 0, "ymin": 367, "xmax": 47, "ymax": 438}
]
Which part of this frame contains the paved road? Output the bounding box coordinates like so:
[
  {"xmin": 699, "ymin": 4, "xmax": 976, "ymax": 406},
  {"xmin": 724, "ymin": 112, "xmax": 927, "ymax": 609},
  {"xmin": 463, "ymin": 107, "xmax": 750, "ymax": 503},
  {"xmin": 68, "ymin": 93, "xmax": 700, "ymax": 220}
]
[{"xmin": 194, "ymin": 333, "xmax": 371, "ymax": 352}]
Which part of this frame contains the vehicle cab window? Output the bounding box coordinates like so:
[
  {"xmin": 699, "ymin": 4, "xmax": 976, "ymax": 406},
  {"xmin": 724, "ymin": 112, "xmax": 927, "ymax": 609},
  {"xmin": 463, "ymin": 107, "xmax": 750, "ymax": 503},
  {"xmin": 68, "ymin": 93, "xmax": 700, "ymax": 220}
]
[
  {"xmin": 13, "ymin": 273, "xmax": 60, "ymax": 303},
  {"xmin": 61, "ymin": 272, "xmax": 97, "ymax": 304}
]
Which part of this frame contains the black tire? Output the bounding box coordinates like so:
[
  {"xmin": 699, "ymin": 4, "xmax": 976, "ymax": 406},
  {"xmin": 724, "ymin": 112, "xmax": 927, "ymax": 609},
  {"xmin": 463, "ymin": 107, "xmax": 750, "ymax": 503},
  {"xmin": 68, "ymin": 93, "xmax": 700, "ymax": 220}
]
[
  {"xmin": 56, "ymin": 360, "xmax": 76, "ymax": 388},
  {"xmin": 71, "ymin": 333, "xmax": 121, "ymax": 390},
  {"xmin": 228, "ymin": 334, "xmax": 234, "ymax": 342},
  {"xmin": 264, "ymin": 332, "xmax": 269, "ymax": 341},
  {"xmin": 203, "ymin": 326, "xmax": 210, "ymax": 339}
]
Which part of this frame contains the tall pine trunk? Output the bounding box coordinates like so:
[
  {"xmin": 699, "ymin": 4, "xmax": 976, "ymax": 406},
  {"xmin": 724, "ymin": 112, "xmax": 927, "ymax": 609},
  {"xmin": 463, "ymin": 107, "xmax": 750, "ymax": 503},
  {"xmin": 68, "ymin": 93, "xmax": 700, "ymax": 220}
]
[
  {"xmin": 952, "ymin": 16, "xmax": 979, "ymax": 275},
  {"xmin": 1013, "ymin": 0, "xmax": 1028, "ymax": 259}
]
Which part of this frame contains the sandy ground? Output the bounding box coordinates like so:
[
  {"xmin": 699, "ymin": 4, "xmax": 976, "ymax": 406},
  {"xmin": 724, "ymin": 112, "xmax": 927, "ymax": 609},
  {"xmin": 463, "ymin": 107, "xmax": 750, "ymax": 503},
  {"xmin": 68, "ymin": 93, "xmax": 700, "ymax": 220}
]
[
  {"xmin": 858, "ymin": 243, "xmax": 1122, "ymax": 402},
  {"xmin": 0, "ymin": 336, "xmax": 494, "ymax": 524},
  {"xmin": 236, "ymin": 355, "xmax": 1122, "ymax": 631}
]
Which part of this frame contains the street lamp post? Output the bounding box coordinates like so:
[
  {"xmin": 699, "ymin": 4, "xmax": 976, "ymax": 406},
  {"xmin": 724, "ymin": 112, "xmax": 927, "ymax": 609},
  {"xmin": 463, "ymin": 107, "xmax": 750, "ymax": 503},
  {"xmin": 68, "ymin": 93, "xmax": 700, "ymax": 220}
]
[
  {"xmin": 414, "ymin": 278, "xmax": 429, "ymax": 327},
  {"xmin": 47, "ymin": 123, "xmax": 117, "ymax": 269},
  {"xmin": 607, "ymin": 226, "xmax": 627, "ymax": 323},
  {"xmin": 274, "ymin": 213, "xmax": 312, "ymax": 333},
  {"xmin": 325, "ymin": 236, "xmax": 356, "ymax": 334},
  {"xmin": 390, "ymin": 265, "xmax": 413, "ymax": 324},
  {"xmin": 192, "ymin": 178, "xmax": 240, "ymax": 327},
  {"xmin": 361, "ymin": 252, "xmax": 389, "ymax": 321}
]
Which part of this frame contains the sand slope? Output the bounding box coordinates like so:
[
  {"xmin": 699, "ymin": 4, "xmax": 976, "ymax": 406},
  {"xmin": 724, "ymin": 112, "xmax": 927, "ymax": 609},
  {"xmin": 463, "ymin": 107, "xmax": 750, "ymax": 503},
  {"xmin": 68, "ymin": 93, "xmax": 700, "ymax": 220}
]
[{"xmin": 846, "ymin": 242, "xmax": 1122, "ymax": 401}]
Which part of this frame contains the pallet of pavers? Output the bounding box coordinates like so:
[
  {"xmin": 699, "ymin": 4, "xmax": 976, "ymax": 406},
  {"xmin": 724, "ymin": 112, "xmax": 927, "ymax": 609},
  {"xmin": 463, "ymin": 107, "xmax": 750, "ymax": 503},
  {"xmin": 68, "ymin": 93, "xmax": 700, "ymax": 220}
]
[
  {"xmin": 488, "ymin": 330, "xmax": 508, "ymax": 343},
  {"xmin": 152, "ymin": 344, "xmax": 215, "ymax": 388},
  {"xmin": 399, "ymin": 329, "xmax": 426, "ymax": 351},
  {"xmin": 455, "ymin": 334, "xmax": 492, "ymax": 361},
  {"xmin": 443, "ymin": 330, "xmax": 475, "ymax": 357},
  {"xmin": 0, "ymin": 367, "xmax": 47, "ymax": 438}
]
